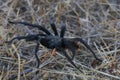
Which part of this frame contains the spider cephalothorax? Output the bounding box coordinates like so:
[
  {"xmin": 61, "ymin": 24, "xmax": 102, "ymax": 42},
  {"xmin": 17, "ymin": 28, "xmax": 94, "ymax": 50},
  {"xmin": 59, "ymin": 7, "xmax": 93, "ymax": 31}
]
[{"xmin": 6, "ymin": 21, "xmax": 102, "ymax": 72}]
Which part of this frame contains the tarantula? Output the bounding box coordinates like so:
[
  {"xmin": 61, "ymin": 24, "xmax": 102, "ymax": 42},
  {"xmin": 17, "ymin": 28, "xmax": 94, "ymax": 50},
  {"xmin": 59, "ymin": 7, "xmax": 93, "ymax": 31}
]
[{"xmin": 6, "ymin": 21, "xmax": 102, "ymax": 71}]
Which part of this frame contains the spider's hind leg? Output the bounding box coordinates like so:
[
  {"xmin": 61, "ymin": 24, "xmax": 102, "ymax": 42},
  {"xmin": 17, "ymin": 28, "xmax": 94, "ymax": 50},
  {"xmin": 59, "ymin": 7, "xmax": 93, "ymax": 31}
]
[
  {"xmin": 35, "ymin": 40, "xmax": 41, "ymax": 68},
  {"xmin": 5, "ymin": 34, "xmax": 40, "ymax": 43},
  {"xmin": 8, "ymin": 21, "xmax": 51, "ymax": 35}
]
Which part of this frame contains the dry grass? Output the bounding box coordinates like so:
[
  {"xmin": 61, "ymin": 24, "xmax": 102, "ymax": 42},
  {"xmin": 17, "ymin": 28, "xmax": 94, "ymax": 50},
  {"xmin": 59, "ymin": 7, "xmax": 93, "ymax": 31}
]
[{"xmin": 0, "ymin": 0, "xmax": 120, "ymax": 80}]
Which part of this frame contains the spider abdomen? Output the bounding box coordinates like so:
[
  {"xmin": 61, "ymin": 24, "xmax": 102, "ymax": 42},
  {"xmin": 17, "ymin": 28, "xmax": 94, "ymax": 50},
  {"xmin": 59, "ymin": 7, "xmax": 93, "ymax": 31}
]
[{"xmin": 40, "ymin": 36, "xmax": 62, "ymax": 49}]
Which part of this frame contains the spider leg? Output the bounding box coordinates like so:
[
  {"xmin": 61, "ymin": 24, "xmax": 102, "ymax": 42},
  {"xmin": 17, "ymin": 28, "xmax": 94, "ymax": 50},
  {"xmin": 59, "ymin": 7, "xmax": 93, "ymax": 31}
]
[
  {"xmin": 74, "ymin": 38, "xmax": 102, "ymax": 62},
  {"xmin": 6, "ymin": 34, "xmax": 41, "ymax": 68},
  {"xmin": 63, "ymin": 39, "xmax": 76, "ymax": 60},
  {"xmin": 35, "ymin": 40, "xmax": 41, "ymax": 68},
  {"xmin": 5, "ymin": 34, "xmax": 43, "ymax": 43},
  {"xmin": 68, "ymin": 47, "xmax": 76, "ymax": 60},
  {"xmin": 8, "ymin": 36, "xmax": 41, "ymax": 79},
  {"xmin": 62, "ymin": 49, "xmax": 82, "ymax": 72},
  {"xmin": 9, "ymin": 68, "xmax": 33, "ymax": 79},
  {"xmin": 50, "ymin": 23, "xmax": 58, "ymax": 36},
  {"xmin": 60, "ymin": 24, "xmax": 66, "ymax": 37},
  {"xmin": 8, "ymin": 21, "xmax": 51, "ymax": 35}
]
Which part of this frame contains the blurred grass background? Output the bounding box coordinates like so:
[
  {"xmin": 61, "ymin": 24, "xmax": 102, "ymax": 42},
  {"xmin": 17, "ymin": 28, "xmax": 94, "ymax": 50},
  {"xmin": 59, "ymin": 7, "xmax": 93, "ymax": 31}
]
[{"xmin": 0, "ymin": 0, "xmax": 120, "ymax": 80}]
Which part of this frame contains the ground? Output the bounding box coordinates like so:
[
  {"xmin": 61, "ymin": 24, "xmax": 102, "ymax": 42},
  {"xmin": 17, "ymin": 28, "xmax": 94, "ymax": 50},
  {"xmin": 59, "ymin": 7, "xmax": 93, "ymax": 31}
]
[{"xmin": 0, "ymin": 0, "xmax": 120, "ymax": 80}]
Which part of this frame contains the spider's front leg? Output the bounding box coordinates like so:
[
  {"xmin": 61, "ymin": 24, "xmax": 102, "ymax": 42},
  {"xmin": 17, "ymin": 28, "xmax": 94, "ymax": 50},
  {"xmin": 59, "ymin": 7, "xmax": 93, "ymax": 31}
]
[
  {"xmin": 65, "ymin": 44, "xmax": 76, "ymax": 60},
  {"xmin": 62, "ymin": 38, "xmax": 77, "ymax": 60},
  {"xmin": 68, "ymin": 48, "xmax": 76, "ymax": 60},
  {"xmin": 58, "ymin": 48, "xmax": 82, "ymax": 72},
  {"xmin": 74, "ymin": 38, "xmax": 102, "ymax": 62},
  {"xmin": 50, "ymin": 23, "xmax": 58, "ymax": 36},
  {"xmin": 60, "ymin": 24, "xmax": 66, "ymax": 37}
]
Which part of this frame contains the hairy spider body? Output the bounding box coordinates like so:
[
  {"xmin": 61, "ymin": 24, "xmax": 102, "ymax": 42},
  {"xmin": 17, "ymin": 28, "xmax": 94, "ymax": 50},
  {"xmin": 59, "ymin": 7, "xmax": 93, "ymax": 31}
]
[
  {"xmin": 40, "ymin": 35, "xmax": 63, "ymax": 49},
  {"xmin": 6, "ymin": 21, "xmax": 102, "ymax": 72}
]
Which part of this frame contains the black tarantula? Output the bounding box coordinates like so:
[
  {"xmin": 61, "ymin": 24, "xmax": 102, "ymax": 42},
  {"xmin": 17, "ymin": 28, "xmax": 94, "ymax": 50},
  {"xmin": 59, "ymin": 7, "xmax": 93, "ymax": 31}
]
[{"xmin": 6, "ymin": 21, "xmax": 102, "ymax": 72}]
